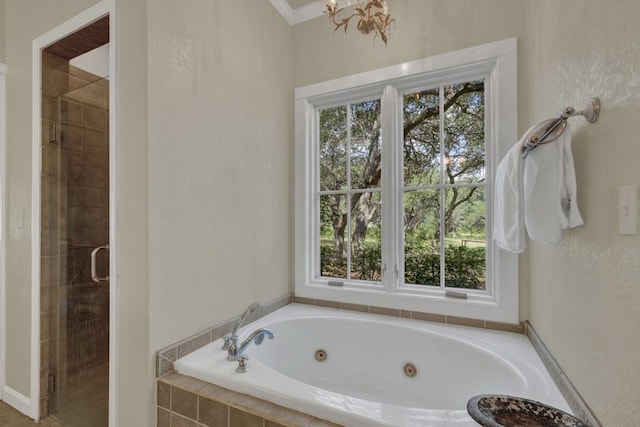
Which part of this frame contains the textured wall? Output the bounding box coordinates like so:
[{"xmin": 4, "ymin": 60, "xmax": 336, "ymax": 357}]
[
  {"xmin": 293, "ymin": 0, "xmax": 526, "ymax": 88},
  {"xmin": 0, "ymin": 0, "xmax": 5, "ymax": 63},
  {"xmin": 147, "ymin": 0, "xmax": 293, "ymax": 358},
  {"xmin": 114, "ymin": 0, "xmax": 150, "ymax": 424},
  {"xmin": 524, "ymin": 1, "xmax": 640, "ymax": 425}
]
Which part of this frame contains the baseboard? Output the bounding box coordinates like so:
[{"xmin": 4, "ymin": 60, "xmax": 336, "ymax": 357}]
[
  {"xmin": 1, "ymin": 385, "xmax": 32, "ymax": 418},
  {"xmin": 525, "ymin": 321, "xmax": 602, "ymax": 427}
]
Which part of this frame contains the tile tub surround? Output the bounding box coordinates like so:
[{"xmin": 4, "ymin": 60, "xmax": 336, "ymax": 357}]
[
  {"xmin": 293, "ymin": 296, "xmax": 526, "ymax": 334},
  {"xmin": 157, "ymin": 292, "xmax": 523, "ymax": 377},
  {"xmin": 158, "ymin": 372, "xmax": 341, "ymax": 427},
  {"xmin": 157, "ymin": 298, "xmax": 598, "ymax": 427},
  {"xmin": 526, "ymin": 322, "xmax": 602, "ymax": 427},
  {"xmin": 156, "ymin": 294, "xmax": 293, "ymax": 377}
]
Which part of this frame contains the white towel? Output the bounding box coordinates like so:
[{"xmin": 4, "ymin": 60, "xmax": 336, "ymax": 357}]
[
  {"xmin": 493, "ymin": 132, "xmax": 527, "ymax": 253},
  {"xmin": 523, "ymin": 122, "xmax": 583, "ymax": 245}
]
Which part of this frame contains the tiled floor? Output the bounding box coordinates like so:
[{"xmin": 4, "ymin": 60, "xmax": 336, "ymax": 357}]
[{"xmin": 0, "ymin": 401, "xmax": 63, "ymax": 426}]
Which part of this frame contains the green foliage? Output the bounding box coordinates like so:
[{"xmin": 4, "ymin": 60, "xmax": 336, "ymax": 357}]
[
  {"xmin": 404, "ymin": 243, "xmax": 485, "ymax": 289},
  {"xmin": 320, "ymin": 241, "xmax": 485, "ymax": 289}
]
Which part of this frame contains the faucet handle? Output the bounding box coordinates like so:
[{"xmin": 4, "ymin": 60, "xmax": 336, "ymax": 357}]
[
  {"xmin": 222, "ymin": 334, "xmax": 234, "ymax": 351},
  {"xmin": 236, "ymin": 355, "xmax": 250, "ymax": 374}
]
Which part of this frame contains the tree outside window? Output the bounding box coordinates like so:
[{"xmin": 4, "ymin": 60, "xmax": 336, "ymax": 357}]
[{"xmin": 318, "ymin": 80, "xmax": 486, "ymax": 289}]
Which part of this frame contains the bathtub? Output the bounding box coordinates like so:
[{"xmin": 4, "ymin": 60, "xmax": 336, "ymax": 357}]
[{"xmin": 174, "ymin": 304, "xmax": 570, "ymax": 426}]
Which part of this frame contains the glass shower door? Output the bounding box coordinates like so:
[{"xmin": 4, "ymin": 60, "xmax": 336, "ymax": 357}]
[{"xmin": 43, "ymin": 74, "xmax": 110, "ymax": 426}]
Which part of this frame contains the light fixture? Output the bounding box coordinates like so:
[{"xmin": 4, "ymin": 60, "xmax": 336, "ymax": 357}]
[{"xmin": 326, "ymin": 0, "xmax": 395, "ymax": 45}]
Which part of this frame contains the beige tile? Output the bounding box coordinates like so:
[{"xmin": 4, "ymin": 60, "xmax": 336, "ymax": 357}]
[
  {"xmin": 177, "ymin": 331, "xmax": 212, "ymax": 359},
  {"xmin": 370, "ymin": 306, "xmax": 400, "ymax": 317},
  {"xmin": 198, "ymin": 382, "xmax": 240, "ymax": 406},
  {"xmin": 65, "ymin": 145, "xmax": 82, "ymax": 164},
  {"xmin": 40, "ymin": 256, "xmax": 59, "ymax": 286},
  {"xmin": 485, "ymin": 321, "xmax": 525, "ymax": 334},
  {"xmin": 83, "ymin": 147, "xmax": 109, "ymax": 169},
  {"xmin": 43, "ymin": 68, "xmax": 70, "ymax": 98},
  {"xmin": 68, "ymin": 82, "xmax": 106, "ymax": 109},
  {"xmin": 83, "ymin": 106, "xmax": 108, "ymax": 131},
  {"xmin": 229, "ymin": 407, "xmax": 263, "ymax": 427},
  {"xmin": 68, "ymin": 185, "xmax": 83, "ymax": 207},
  {"xmin": 157, "ymin": 407, "xmax": 171, "ymax": 427},
  {"xmin": 157, "ymin": 355, "xmax": 174, "ymax": 377},
  {"xmin": 293, "ymin": 296, "xmax": 315, "ymax": 305},
  {"xmin": 61, "ymin": 123, "xmax": 82, "ymax": 145},
  {"xmin": 84, "ymin": 128, "xmax": 107, "ymax": 149},
  {"xmin": 411, "ymin": 311, "xmax": 446, "ymax": 323},
  {"xmin": 171, "ymin": 386, "xmax": 198, "ymax": 420},
  {"xmin": 68, "ymin": 162, "xmax": 83, "ymax": 184},
  {"xmin": 315, "ymin": 299, "xmax": 341, "ymax": 309},
  {"xmin": 157, "ymin": 381, "xmax": 171, "ymax": 409},
  {"xmin": 61, "ymin": 100, "xmax": 83, "ymax": 126},
  {"xmin": 159, "ymin": 372, "xmax": 183, "ymax": 384},
  {"xmin": 94, "ymin": 187, "xmax": 110, "ymax": 208},
  {"xmin": 171, "ymin": 413, "xmax": 199, "ymax": 427},
  {"xmin": 82, "ymin": 166, "xmax": 109, "ymax": 189},
  {"xmin": 198, "ymin": 396, "xmax": 228, "ymax": 427},
  {"xmin": 81, "ymin": 207, "xmax": 109, "ymax": 228},
  {"xmin": 210, "ymin": 320, "xmax": 235, "ymax": 341},
  {"xmin": 171, "ymin": 374, "xmax": 208, "ymax": 393},
  {"xmin": 309, "ymin": 418, "xmax": 343, "ymax": 427},
  {"xmin": 341, "ymin": 302, "xmax": 369, "ymax": 313},
  {"xmin": 261, "ymin": 405, "xmax": 317, "ymax": 427},
  {"xmin": 265, "ymin": 421, "xmax": 287, "ymax": 427},
  {"xmin": 447, "ymin": 315, "xmax": 485, "ymax": 328}
]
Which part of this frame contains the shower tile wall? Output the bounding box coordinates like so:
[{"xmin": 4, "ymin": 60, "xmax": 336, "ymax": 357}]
[{"xmin": 40, "ymin": 52, "xmax": 109, "ymax": 417}]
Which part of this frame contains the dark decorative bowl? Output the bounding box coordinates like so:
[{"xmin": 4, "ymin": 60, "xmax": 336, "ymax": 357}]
[{"xmin": 467, "ymin": 395, "xmax": 589, "ymax": 427}]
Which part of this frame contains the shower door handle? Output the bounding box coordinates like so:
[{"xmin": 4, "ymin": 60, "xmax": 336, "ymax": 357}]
[{"xmin": 91, "ymin": 244, "xmax": 110, "ymax": 283}]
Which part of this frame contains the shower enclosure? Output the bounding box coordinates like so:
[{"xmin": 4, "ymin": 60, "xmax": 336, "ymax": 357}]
[{"xmin": 40, "ymin": 16, "xmax": 110, "ymax": 426}]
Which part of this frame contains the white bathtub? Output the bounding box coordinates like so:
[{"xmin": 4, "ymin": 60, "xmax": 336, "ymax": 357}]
[{"xmin": 174, "ymin": 304, "xmax": 570, "ymax": 426}]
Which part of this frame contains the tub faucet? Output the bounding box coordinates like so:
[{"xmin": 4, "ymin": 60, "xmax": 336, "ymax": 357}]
[
  {"xmin": 222, "ymin": 302, "xmax": 262, "ymax": 356},
  {"xmin": 228, "ymin": 327, "xmax": 274, "ymax": 362},
  {"xmin": 231, "ymin": 328, "xmax": 275, "ymax": 372}
]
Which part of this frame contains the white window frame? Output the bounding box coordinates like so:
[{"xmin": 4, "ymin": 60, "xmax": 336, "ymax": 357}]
[{"xmin": 295, "ymin": 38, "xmax": 518, "ymax": 323}]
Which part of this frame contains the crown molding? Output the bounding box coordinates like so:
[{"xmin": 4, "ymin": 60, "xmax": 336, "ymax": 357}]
[{"xmin": 268, "ymin": 0, "xmax": 326, "ymax": 25}]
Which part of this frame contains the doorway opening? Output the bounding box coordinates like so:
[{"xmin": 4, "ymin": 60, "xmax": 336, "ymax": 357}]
[{"xmin": 40, "ymin": 15, "xmax": 110, "ymax": 426}]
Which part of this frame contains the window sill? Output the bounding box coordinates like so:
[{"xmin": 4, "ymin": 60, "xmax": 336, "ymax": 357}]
[{"xmin": 295, "ymin": 281, "xmax": 519, "ymax": 324}]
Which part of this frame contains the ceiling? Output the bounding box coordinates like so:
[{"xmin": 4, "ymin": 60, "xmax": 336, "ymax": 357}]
[
  {"xmin": 44, "ymin": 16, "xmax": 109, "ymax": 60},
  {"xmin": 269, "ymin": 0, "xmax": 326, "ymax": 25},
  {"xmin": 287, "ymin": 0, "xmax": 319, "ymax": 8}
]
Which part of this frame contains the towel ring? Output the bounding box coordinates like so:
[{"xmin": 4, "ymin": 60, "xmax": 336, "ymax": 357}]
[{"xmin": 523, "ymin": 98, "xmax": 600, "ymax": 156}]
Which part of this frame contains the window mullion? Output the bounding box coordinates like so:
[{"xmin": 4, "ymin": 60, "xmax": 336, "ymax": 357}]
[
  {"xmin": 381, "ymin": 85, "xmax": 399, "ymax": 292},
  {"xmin": 438, "ymin": 86, "xmax": 446, "ymax": 289},
  {"xmin": 346, "ymin": 105, "xmax": 352, "ymax": 281}
]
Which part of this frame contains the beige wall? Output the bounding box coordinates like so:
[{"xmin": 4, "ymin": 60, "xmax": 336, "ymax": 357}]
[
  {"xmin": 293, "ymin": 0, "xmax": 526, "ymax": 88},
  {"xmin": 4, "ymin": 0, "xmax": 101, "ymax": 398},
  {"xmin": 114, "ymin": 0, "xmax": 149, "ymax": 424},
  {"xmin": 146, "ymin": 0, "xmax": 293, "ymax": 399},
  {"xmin": 524, "ymin": 1, "xmax": 640, "ymax": 425},
  {"xmin": 0, "ymin": 0, "xmax": 5, "ymax": 63}
]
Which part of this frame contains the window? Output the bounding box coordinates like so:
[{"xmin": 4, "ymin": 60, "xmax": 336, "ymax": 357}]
[{"xmin": 295, "ymin": 39, "xmax": 518, "ymax": 323}]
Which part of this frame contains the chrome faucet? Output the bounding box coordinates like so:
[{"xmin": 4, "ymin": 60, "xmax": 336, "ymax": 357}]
[
  {"xmin": 232, "ymin": 328, "xmax": 275, "ymax": 373},
  {"xmin": 228, "ymin": 327, "xmax": 274, "ymax": 362},
  {"xmin": 222, "ymin": 302, "xmax": 261, "ymax": 356}
]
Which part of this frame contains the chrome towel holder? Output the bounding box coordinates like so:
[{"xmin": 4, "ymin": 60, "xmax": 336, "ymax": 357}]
[{"xmin": 522, "ymin": 97, "xmax": 600, "ymax": 158}]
